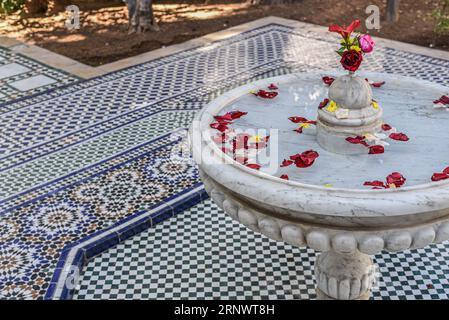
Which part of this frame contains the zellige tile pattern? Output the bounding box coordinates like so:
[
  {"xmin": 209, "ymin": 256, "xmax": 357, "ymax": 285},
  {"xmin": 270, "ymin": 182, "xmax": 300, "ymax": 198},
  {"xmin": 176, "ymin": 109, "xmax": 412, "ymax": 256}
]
[{"xmin": 1, "ymin": 23, "xmax": 448, "ymax": 300}]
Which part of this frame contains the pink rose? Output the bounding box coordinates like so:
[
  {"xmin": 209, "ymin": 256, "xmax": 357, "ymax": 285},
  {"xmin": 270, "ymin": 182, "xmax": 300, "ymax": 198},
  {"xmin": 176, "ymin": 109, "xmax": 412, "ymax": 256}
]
[{"xmin": 359, "ymin": 34, "xmax": 375, "ymax": 53}]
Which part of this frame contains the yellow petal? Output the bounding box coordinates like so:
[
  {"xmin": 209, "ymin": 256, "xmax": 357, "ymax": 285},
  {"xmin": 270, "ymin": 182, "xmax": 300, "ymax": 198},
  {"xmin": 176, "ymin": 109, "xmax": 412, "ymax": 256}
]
[
  {"xmin": 324, "ymin": 183, "xmax": 333, "ymax": 188},
  {"xmin": 326, "ymin": 100, "xmax": 338, "ymax": 113},
  {"xmin": 372, "ymin": 101, "xmax": 379, "ymax": 109},
  {"xmin": 350, "ymin": 45, "xmax": 361, "ymax": 52},
  {"xmin": 300, "ymin": 123, "xmax": 311, "ymax": 129},
  {"xmin": 388, "ymin": 183, "xmax": 397, "ymax": 189},
  {"xmin": 249, "ymin": 135, "xmax": 263, "ymax": 143}
]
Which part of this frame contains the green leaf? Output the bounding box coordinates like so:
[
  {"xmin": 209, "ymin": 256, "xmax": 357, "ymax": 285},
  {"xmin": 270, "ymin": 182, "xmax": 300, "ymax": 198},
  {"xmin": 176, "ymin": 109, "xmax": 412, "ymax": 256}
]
[{"xmin": 336, "ymin": 47, "xmax": 346, "ymax": 56}]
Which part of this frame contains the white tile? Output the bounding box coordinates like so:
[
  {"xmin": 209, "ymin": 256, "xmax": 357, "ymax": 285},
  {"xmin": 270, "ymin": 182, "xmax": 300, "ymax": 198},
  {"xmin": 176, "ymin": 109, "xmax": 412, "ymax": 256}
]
[
  {"xmin": 9, "ymin": 74, "xmax": 56, "ymax": 91},
  {"xmin": 0, "ymin": 92, "xmax": 5, "ymax": 98},
  {"xmin": 0, "ymin": 62, "xmax": 30, "ymax": 79}
]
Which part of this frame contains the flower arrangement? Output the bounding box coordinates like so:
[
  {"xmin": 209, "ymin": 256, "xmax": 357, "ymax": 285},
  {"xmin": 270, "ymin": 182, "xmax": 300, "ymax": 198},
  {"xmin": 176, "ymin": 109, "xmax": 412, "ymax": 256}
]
[{"xmin": 329, "ymin": 20, "xmax": 375, "ymax": 72}]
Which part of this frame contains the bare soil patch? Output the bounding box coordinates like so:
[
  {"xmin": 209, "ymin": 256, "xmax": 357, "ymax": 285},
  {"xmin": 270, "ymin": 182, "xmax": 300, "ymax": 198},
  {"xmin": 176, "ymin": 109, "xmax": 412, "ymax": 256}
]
[{"xmin": 1, "ymin": 0, "xmax": 447, "ymax": 66}]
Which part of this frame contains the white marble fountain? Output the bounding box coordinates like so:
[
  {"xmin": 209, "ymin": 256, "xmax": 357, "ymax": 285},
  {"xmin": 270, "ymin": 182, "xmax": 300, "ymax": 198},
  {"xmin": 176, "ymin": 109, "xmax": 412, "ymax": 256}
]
[{"xmin": 189, "ymin": 68, "xmax": 449, "ymax": 300}]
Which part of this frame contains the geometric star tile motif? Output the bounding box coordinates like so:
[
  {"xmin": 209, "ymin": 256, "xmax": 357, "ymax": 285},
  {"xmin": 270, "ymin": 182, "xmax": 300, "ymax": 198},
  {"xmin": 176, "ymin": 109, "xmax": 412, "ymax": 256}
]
[
  {"xmin": 0, "ymin": 47, "xmax": 78, "ymax": 104},
  {"xmin": 74, "ymin": 199, "xmax": 449, "ymax": 300},
  {"xmin": 1, "ymin": 23, "xmax": 449, "ymax": 300},
  {"xmin": 0, "ymin": 133, "xmax": 202, "ymax": 299}
]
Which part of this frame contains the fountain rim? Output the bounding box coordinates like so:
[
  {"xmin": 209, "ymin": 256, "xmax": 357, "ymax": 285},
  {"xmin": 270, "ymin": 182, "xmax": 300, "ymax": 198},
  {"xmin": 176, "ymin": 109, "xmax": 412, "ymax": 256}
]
[{"xmin": 193, "ymin": 71, "xmax": 449, "ymax": 194}]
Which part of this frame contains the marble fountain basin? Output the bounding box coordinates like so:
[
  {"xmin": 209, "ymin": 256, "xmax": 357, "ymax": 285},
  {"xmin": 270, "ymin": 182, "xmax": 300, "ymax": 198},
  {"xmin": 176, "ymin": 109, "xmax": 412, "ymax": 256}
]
[{"xmin": 189, "ymin": 71, "xmax": 449, "ymax": 300}]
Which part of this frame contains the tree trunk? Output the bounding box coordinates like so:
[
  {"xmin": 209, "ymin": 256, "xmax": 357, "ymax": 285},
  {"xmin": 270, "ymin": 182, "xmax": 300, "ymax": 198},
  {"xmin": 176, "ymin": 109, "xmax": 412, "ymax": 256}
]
[
  {"xmin": 24, "ymin": 0, "xmax": 46, "ymax": 14},
  {"xmin": 386, "ymin": 0, "xmax": 400, "ymax": 23},
  {"xmin": 126, "ymin": 0, "xmax": 159, "ymax": 34}
]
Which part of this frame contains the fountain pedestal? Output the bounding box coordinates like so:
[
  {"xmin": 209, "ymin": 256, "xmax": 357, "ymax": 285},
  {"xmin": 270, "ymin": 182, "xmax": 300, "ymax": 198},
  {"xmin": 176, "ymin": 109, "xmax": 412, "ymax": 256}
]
[
  {"xmin": 315, "ymin": 250, "xmax": 374, "ymax": 300},
  {"xmin": 316, "ymin": 73, "xmax": 383, "ymax": 155}
]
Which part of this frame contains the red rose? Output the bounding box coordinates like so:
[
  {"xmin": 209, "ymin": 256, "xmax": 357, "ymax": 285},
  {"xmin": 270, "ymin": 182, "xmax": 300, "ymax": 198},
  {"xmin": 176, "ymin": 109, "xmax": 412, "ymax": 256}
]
[{"xmin": 340, "ymin": 50, "xmax": 363, "ymax": 72}]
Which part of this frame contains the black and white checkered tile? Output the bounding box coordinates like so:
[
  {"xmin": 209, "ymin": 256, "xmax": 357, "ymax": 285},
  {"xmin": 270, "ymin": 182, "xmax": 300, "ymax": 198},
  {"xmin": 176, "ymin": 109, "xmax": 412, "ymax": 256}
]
[{"xmin": 74, "ymin": 199, "xmax": 449, "ymax": 300}]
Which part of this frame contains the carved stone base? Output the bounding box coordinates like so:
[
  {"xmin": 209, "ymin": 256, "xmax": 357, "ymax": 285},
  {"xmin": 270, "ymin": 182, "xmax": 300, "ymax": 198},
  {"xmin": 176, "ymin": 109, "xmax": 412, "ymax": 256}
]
[
  {"xmin": 315, "ymin": 250, "xmax": 375, "ymax": 300},
  {"xmin": 316, "ymin": 73, "xmax": 383, "ymax": 155},
  {"xmin": 316, "ymin": 287, "xmax": 371, "ymax": 300}
]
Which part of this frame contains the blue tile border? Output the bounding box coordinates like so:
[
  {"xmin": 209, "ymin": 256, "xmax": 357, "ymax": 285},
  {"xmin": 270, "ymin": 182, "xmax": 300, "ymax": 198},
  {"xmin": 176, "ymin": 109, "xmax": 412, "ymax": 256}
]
[{"xmin": 44, "ymin": 184, "xmax": 208, "ymax": 300}]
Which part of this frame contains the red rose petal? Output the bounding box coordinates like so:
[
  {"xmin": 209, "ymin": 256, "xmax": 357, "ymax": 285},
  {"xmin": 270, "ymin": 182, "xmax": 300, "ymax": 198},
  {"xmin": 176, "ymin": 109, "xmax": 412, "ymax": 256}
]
[
  {"xmin": 246, "ymin": 163, "xmax": 261, "ymax": 170},
  {"xmin": 322, "ymin": 76, "xmax": 335, "ymax": 86},
  {"xmin": 389, "ymin": 132, "xmax": 409, "ymax": 141},
  {"xmin": 364, "ymin": 172, "xmax": 406, "ymax": 189},
  {"xmin": 229, "ymin": 111, "xmax": 248, "ymax": 119},
  {"xmin": 443, "ymin": 167, "xmax": 449, "ymax": 175},
  {"xmin": 368, "ymin": 145, "xmax": 385, "ymax": 154},
  {"xmin": 210, "ymin": 123, "xmax": 228, "ymax": 132},
  {"xmin": 432, "ymin": 173, "xmax": 449, "ymax": 182},
  {"xmin": 433, "ymin": 95, "xmax": 449, "ymax": 105},
  {"xmin": 295, "ymin": 158, "xmax": 316, "ymax": 168},
  {"xmin": 291, "ymin": 150, "xmax": 319, "ymax": 168},
  {"xmin": 289, "ymin": 116, "xmax": 308, "ymax": 123},
  {"xmin": 293, "ymin": 127, "xmax": 303, "ymax": 134},
  {"xmin": 381, "ymin": 124, "xmax": 392, "ymax": 131},
  {"xmin": 280, "ymin": 174, "xmax": 289, "ymax": 180},
  {"xmin": 254, "ymin": 90, "xmax": 278, "ymax": 99},
  {"xmin": 364, "ymin": 180, "xmax": 386, "ymax": 188},
  {"xmin": 280, "ymin": 159, "xmax": 294, "ymax": 167},
  {"xmin": 214, "ymin": 114, "xmax": 233, "ymax": 122},
  {"xmin": 346, "ymin": 136, "xmax": 369, "ymax": 147},
  {"xmin": 386, "ymin": 172, "xmax": 406, "ymax": 187},
  {"xmin": 289, "ymin": 154, "xmax": 300, "ymax": 161},
  {"xmin": 318, "ymin": 98, "xmax": 330, "ymax": 109},
  {"xmin": 268, "ymin": 83, "xmax": 278, "ymax": 90},
  {"xmin": 371, "ymin": 81, "xmax": 385, "ymax": 88},
  {"xmin": 302, "ymin": 150, "xmax": 319, "ymax": 160}
]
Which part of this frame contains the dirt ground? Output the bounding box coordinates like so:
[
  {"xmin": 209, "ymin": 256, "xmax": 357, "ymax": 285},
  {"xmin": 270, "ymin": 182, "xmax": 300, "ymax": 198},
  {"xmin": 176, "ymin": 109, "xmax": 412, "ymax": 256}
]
[{"xmin": 1, "ymin": 0, "xmax": 448, "ymax": 66}]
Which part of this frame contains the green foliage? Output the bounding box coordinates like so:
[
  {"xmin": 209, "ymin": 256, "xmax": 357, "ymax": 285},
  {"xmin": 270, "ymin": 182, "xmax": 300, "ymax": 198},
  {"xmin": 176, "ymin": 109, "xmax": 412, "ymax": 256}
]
[
  {"xmin": 433, "ymin": 0, "xmax": 449, "ymax": 36},
  {"xmin": 0, "ymin": 0, "xmax": 25, "ymax": 14}
]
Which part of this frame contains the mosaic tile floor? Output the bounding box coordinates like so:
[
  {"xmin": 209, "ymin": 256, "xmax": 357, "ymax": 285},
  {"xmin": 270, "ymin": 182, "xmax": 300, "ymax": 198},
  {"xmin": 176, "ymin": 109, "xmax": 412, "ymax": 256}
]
[
  {"xmin": 0, "ymin": 47, "xmax": 78, "ymax": 104},
  {"xmin": 1, "ymin": 23, "xmax": 449, "ymax": 300},
  {"xmin": 74, "ymin": 199, "xmax": 449, "ymax": 300}
]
